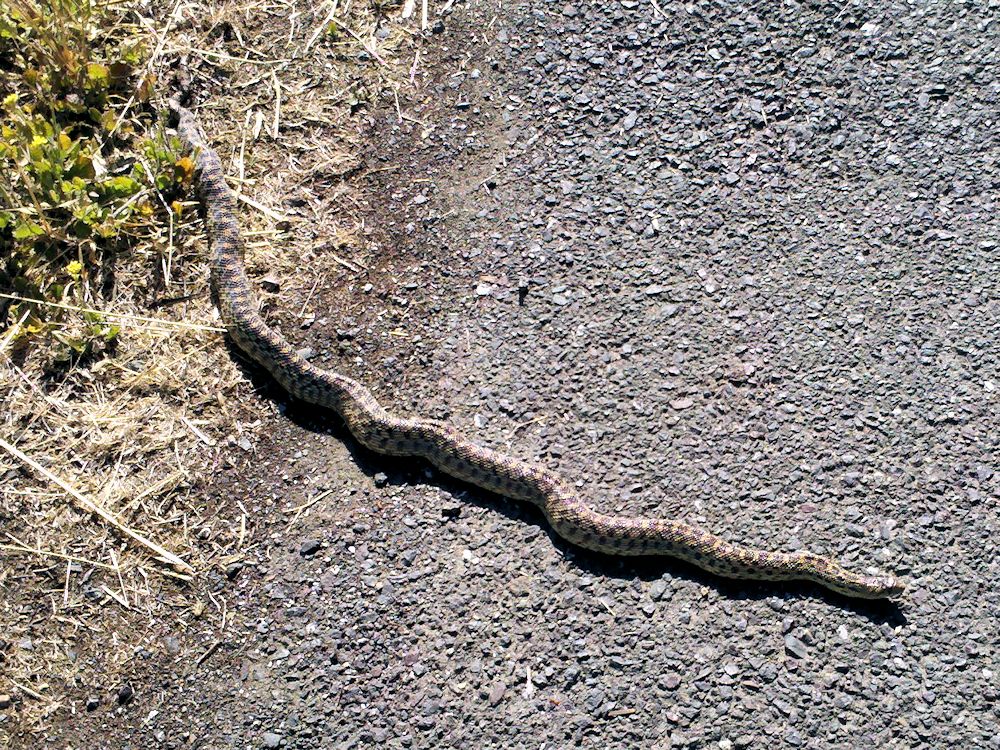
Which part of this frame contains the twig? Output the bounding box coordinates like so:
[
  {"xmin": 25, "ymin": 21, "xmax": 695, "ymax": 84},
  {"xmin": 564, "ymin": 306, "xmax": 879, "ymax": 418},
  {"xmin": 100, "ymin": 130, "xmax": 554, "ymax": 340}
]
[
  {"xmin": 0, "ymin": 308, "xmax": 30, "ymax": 358},
  {"xmin": 0, "ymin": 293, "xmax": 226, "ymax": 333},
  {"xmin": 168, "ymin": 47, "xmax": 291, "ymax": 65},
  {"xmin": 102, "ymin": 584, "xmax": 130, "ymax": 609},
  {"xmin": 304, "ymin": 0, "xmax": 340, "ymax": 53},
  {"xmin": 505, "ymin": 415, "xmax": 546, "ymax": 441},
  {"xmin": 409, "ymin": 49, "xmax": 421, "ymax": 86},
  {"xmin": 296, "ymin": 276, "xmax": 322, "ymax": 318},
  {"xmin": 111, "ymin": 548, "xmax": 130, "ymax": 608},
  {"xmin": 196, "ymin": 640, "xmax": 221, "ymax": 665},
  {"xmin": 331, "ymin": 252, "xmax": 365, "ymax": 273},
  {"xmin": 11, "ymin": 681, "xmax": 45, "ymax": 701},
  {"xmin": 1, "ymin": 538, "xmax": 114, "ymax": 571},
  {"xmin": 182, "ymin": 416, "xmax": 216, "ymax": 446},
  {"xmin": 0, "ymin": 437, "xmax": 193, "ymax": 573},
  {"xmin": 237, "ymin": 110, "xmax": 250, "ymax": 203},
  {"xmin": 271, "ymin": 69, "xmax": 282, "ymax": 139},
  {"xmin": 230, "ymin": 190, "xmax": 288, "ymax": 223},
  {"xmin": 340, "ymin": 24, "xmax": 390, "ymax": 67},
  {"xmin": 284, "ymin": 489, "xmax": 333, "ymax": 529}
]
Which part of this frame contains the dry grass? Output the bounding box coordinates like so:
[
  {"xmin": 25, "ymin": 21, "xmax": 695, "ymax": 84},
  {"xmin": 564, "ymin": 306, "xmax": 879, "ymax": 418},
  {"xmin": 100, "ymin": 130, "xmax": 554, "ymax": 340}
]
[{"xmin": 1, "ymin": 0, "xmax": 437, "ymax": 734}]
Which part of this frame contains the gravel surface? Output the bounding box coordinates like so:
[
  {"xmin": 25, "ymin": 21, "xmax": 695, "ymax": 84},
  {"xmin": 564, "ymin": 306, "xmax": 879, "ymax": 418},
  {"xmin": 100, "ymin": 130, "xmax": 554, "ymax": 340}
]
[{"xmin": 32, "ymin": 1, "xmax": 998, "ymax": 748}]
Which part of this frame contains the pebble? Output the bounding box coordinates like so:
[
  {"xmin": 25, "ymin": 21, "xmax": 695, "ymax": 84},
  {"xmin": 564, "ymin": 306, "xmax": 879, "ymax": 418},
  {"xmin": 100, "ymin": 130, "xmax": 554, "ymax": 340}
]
[
  {"xmin": 649, "ymin": 579, "xmax": 670, "ymax": 601},
  {"xmin": 660, "ymin": 673, "xmax": 682, "ymax": 690},
  {"xmin": 784, "ymin": 635, "xmax": 809, "ymax": 659},
  {"xmin": 488, "ymin": 682, "xmax": 506, "ymax": 706},
  {"xmin": 262, "ymin": 732, "xmax": 282, "ymax": 748},
  {"xmin": 299, "ymin": 539, "xmax": 322, "ymax": 556}
]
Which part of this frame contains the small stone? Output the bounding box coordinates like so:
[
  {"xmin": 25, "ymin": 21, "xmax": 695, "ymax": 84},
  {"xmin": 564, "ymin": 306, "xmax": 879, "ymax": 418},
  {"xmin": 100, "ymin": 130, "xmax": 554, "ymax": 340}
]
[
  {"xmin": 562, "ymin": 4, "xmax": 578, "ymax": 17},
  {"xmin": 488, "ymin": 682, "xmax": 506, "ymax": 706},
  {"xmin": 164, "ymin": 636, "xmax": 181, "ymax": 655},
  {"xmin": 784, "ymin": 634, "xmax": 809, "ymax": 659},
  {"xmin": 0, "ymin": 695, "xmax": 11, "ymax": 709},
  {"xmin": 85, "ymin": 695, "xmax": 100, "ymax": 711},
  {"xmin": 117, "ymin": 684, "xmax": 134, "ymax": 705},
  {"xmin": 585, "ymin": 688, "xmax": 605, "ymax": 712},
  {"xmin": 260, "ymin": 275, "xmax": 280, "ymax": 293},
  {"xmin": 296, "ymin": 347, "xmax": 315, "ymax": 361},
  {"xmin": 670, "ymin": 398, "xmax": 694, "ymax": 410},
  {"xmin": 649, "ymin": 579, "xmax": 670, "ymax": 601},
  {"xmin": 299, "ymin": 539, "xmax": 321, "ymax": 556},
  {"xmin": 373, "ymin": 472, "xmax": 389, "ymax": 488},
  {"xmin": 660, "ymin": 673, "xmax": 682, "ymax": 690},
  {"xmin": 475, "ymin": 283, "xmax": 493, "ymax": 297},
  {"xmin": 263, "ymin": 732, "xmax": 282, "ymax": 748}
]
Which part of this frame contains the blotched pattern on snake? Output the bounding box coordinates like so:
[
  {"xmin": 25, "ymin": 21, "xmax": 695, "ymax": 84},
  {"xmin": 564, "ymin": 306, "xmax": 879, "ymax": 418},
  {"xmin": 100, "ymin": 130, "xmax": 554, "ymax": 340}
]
[{"xmin": 169, "ymin": 99, "xmax": 903, "ymax": 600}]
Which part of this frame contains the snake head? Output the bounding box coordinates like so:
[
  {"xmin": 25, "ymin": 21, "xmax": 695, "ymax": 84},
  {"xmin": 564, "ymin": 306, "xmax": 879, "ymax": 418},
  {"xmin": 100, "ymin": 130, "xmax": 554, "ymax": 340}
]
[{"xmin": 862, "ymin": 574, "xmax": 906, "ymax": 600}]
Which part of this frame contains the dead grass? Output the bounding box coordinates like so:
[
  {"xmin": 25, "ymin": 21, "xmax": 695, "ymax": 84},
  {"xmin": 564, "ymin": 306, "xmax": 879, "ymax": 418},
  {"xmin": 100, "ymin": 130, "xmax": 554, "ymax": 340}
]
[{"xmin": 1, "ymin": 0, "xmax": 439, "ymax": 734}]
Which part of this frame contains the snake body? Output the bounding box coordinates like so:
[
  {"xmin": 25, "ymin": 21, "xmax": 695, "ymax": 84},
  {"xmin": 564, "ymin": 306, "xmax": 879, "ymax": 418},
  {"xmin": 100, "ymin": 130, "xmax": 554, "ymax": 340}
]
[{"xmin": 170, "ymin": 100, "xmax": 903, "ymax": 600}]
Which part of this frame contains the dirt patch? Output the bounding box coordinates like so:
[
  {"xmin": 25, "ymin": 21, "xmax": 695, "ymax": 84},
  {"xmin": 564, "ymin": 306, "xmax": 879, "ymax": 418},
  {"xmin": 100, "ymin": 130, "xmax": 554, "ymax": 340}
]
[{"xmin": 1, "ymin": 0, "xmax": 464, "ymax": 741}]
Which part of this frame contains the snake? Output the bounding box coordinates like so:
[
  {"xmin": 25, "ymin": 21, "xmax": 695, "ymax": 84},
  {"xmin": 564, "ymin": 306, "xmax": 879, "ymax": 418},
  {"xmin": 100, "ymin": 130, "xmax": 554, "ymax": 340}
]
[{"xmin": 168, "ymin": 98, "xmax": 903, "ymax": 600}]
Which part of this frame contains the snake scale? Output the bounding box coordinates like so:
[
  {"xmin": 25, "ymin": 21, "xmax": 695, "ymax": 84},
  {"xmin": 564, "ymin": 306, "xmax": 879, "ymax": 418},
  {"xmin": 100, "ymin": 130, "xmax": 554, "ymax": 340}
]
[{"xmin": 169, "ymin": 99, "xmax": 903, "ymax": 600}]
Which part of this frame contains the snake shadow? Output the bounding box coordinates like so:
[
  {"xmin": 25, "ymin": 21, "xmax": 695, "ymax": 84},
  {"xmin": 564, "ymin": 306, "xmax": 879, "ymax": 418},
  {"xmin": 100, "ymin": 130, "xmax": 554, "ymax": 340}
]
[{"xmin": 235, "ymin": 353, "xmax": 906, "ymax": 628}]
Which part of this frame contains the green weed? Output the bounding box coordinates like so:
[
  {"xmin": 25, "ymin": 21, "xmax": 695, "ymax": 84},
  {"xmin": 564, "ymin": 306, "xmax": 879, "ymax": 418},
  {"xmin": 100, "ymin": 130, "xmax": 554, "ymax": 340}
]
[{"xmin": 0, "ymin": 0, "xmax": 188, "ymax": 359}]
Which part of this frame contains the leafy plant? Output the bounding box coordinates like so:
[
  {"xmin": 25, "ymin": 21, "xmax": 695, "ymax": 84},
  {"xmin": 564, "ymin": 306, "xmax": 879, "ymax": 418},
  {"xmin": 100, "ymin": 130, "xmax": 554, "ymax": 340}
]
[{"xmin": 0, "ymin": 0, "xmax": 188, "ymax": 358}]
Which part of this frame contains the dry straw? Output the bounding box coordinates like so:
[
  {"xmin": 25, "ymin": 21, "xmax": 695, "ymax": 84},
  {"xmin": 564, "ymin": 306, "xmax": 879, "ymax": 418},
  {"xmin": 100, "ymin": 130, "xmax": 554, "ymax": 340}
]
[{"xmin": 0, "ymin": 436, "xmax": 193, "ymax": 572}]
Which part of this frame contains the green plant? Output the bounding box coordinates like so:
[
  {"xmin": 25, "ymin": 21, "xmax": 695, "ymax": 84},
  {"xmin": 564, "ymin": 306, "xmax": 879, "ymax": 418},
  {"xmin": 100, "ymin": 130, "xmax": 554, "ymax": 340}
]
[{"xmin": 0, "ymin": 0, "xmax": 188, "ymax": 357}]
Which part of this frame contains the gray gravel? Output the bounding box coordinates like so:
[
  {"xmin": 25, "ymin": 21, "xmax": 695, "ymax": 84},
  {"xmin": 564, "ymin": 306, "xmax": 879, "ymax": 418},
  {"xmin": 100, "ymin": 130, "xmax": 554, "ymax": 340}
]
[{"xmin": 43, "ymin": 0, "xmax": 998, "ymax": 748}]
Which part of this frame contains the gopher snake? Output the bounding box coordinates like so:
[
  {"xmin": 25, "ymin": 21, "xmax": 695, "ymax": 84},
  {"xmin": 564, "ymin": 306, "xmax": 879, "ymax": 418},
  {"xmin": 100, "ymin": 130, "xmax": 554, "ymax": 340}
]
[{"xmin": 169, "ymin": 99, "xmax": 903, "ymax": 600}]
